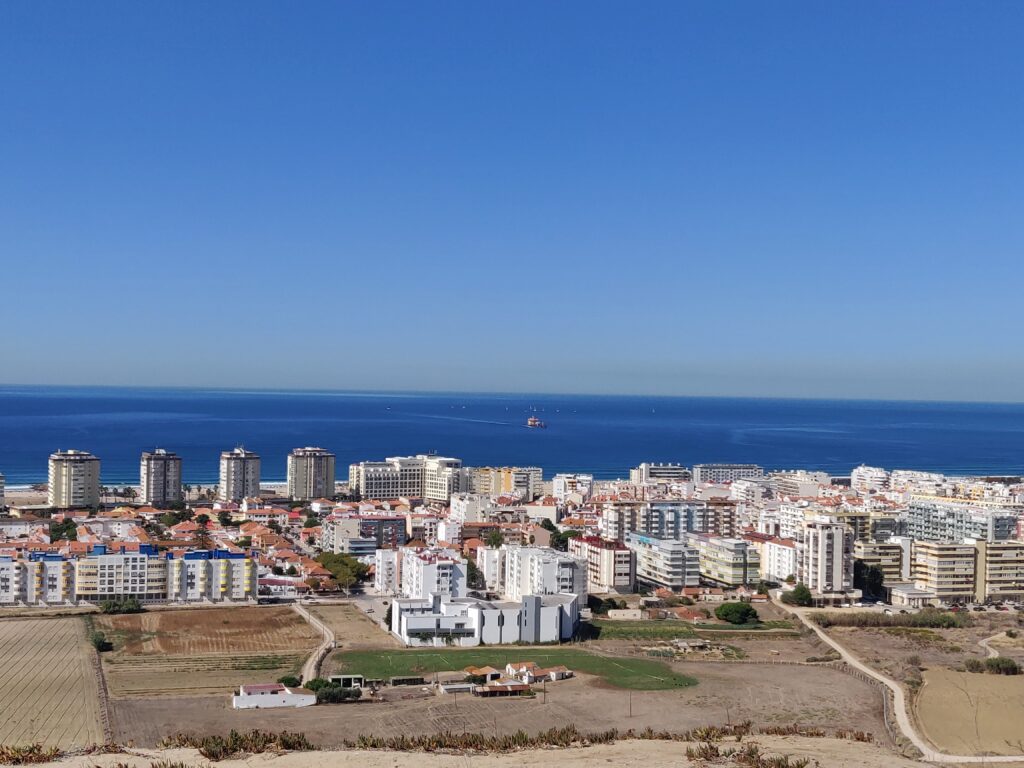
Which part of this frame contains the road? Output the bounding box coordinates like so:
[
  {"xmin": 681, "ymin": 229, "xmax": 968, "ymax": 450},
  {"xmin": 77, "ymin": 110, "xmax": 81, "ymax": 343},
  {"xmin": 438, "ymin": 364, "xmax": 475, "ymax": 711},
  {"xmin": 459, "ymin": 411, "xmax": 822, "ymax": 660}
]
[{"xmin": 777, "ymin": 601, "xmax": 1024, "ymax": 764}]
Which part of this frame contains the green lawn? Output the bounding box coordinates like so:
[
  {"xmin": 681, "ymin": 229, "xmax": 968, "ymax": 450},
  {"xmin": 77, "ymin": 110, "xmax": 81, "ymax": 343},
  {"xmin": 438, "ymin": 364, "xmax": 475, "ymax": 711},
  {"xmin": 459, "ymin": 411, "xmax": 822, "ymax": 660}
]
[
  {"xmin": 588, "ymin": 620, "xmax": 697, "ymax": 639},
  {"xmin": 329, "ymin": 647, "xmax": 697, "ymax": 690}
]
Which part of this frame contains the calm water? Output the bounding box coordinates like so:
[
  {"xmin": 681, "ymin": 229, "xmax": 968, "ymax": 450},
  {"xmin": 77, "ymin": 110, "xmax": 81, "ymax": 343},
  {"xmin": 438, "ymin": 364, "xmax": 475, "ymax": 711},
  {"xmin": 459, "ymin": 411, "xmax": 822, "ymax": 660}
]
[{"xmin": 1, "ymin": 386, "xmax": 1024, "ymax": 484}]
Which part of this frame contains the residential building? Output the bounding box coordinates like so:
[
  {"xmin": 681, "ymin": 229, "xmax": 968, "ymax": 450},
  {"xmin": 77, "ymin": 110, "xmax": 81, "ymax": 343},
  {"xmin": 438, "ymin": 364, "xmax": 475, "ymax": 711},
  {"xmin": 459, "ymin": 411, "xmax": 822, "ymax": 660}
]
[
  {"xmin": 0, "ymin": 472, "xmax": 5, "ymax": 509},
  {"xmin": 800, "ymin": 520, "xmax": 854, "ymax": 594},
  {"xmin": 502, "ymin": 546, "xmax": 586, "ymax": 601},
  {"xmin": 551, "ymin": 473, "xmax": 593, "ymax": 503},
  {"xmin": 232, "ymin": 683, "xmax": 315, "ymax": 710},
  {"xmin": 166, "ymin": 550, "xmax": 256, "ymax": 602},
  {"xmin": 904, "ymin": 499, "xmax": 1017, "ymax": 543},
  {"xmin": 854, "ymin": 538, "xmax": 912, "ymax": 584},
  {"xmin": 770, "ymin": 470, "xmax": 830, "ymax": 498},
  {"xmin": 348, "ymin": 455, "xmax": 462, "ymax": 503},
  {"xmin": 624, "ymin": 533, "xmax": 699, "ymax": 591},
  {"xmin": 568, "ymin": 536, "xmax": 636, "ymax": 593},
  {"xmin": 139, "ymin": 449, "xmax": 182, "ymax": 506},
  {"xmin": 759, "ymin": 537, "xmax": 798, "ymax": 582},
  {"xmin": 686, "ymin": 533, "xmax": 760, "ymax": 587},
  {"xmin": 321, "ymin": 515, "xmax": 408, "ymax": 553},
  {"xmin": 287, "ymin": 447, "xmax": 336, "ymax": 501},
  {"xmin": 629, "ymin": 463, "xmax": 691, "ymax": 485},
  {"xmin": 598, "ymin": 500, "xmax": 707, "ymax": 542},
  {"xmin": 464, "ymin": 466, "xmax": 544, "ymax": 500},
  {"xmin": 74, "ymin": 547, "xmax": 168, "ymax": 602},
  {"xmin": 850, "ymin": 465, "xmax": 890, "ymax": 493},
  {"xmin": 373, "ymin": 548, "xmax": 400, "ymax": 595},
  {"xmin": 400, "ymin": 546, "xmax": 467, "ymax": 599},
  {"xmin": 219, "ymin": 448, "xmax": 261, "ymax": 502},
  {"xmin": 692, "ymin": 464, "xmax": 763, "ymax": 484},
  {"xmin": 911, "ymin": 541, "xmax": 976, "ymax": 604},
  {"xmin": 974, "ymin": 539, "xmax": 1024, "ymax": 603},
  {"xmin": 390, "ymin": 592, "xmax": 579, "ymax": 647},
  {"xmin": 48, "ymin": 450, "xmax": 101, "ymax": 509}
]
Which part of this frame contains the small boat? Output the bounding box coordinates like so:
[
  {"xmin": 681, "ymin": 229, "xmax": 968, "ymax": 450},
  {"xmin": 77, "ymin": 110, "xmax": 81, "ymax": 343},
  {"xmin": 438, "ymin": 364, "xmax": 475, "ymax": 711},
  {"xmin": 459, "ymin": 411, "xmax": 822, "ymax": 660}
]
[{"xmin": 526, "ymin": 416, "xmax": 547, "ymax": 429}]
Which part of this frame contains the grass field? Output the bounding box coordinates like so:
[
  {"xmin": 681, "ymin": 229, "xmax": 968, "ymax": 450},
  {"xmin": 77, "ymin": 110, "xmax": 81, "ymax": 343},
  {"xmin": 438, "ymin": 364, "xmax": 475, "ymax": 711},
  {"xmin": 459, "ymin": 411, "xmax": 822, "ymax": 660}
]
[
  {"xmin": 95, "ymin": 606, "xmax": 319, "ymax": 698},
  {"xmin": 0, "ymin": 618, "xmax": 105, "ymax": 748},
  {"xmin": 328, "ymin": 647, "xmax": 697, "ymax": 690}
]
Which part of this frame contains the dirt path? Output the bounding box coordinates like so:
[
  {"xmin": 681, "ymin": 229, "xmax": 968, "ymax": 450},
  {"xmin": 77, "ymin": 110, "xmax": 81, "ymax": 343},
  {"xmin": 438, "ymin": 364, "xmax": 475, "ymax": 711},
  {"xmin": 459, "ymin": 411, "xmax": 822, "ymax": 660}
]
[
  {"xmin": 293, "ymin": 603, "xmax": 335, "ymax": 681},
  {"xmin": 979, "ymin": 631, "xmax": 1006, "ymax": 658},
  {"xmin": 778, "ymin": 602, "xmax": 1024, "ymax": 763}
]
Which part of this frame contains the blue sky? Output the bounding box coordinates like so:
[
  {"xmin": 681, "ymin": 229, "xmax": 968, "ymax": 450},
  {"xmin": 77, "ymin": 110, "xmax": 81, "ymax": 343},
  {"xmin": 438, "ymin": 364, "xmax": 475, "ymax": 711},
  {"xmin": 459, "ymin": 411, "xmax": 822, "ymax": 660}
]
[{"xmin": 2, "ymin": 3, "xmax": 1023, "ymax": 400}]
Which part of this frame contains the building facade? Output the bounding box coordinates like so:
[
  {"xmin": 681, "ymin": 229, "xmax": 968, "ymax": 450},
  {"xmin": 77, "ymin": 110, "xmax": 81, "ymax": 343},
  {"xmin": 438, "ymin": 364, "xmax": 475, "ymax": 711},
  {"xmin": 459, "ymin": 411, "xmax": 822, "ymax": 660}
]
[
  {"xmin": 219, "ymin": 447, "xmax": 261, "ymax": 502},
  {"xmin": 287, "ymin": 447, "xmax": 336, "ymax": 501},
  {"xmin": 140, "ymin": 449, "xmax": 182, "ymax": 506},
  {"xmin": 567, "ymin": 536, "xmax": 636, "ymax": 593},
  {"xmin": 625, "ymin": 533, "xmax": 700, "ymax": 591},
  {"xmin": 48, "ymin": 450, "xmax": 101, "ymax": 509}
]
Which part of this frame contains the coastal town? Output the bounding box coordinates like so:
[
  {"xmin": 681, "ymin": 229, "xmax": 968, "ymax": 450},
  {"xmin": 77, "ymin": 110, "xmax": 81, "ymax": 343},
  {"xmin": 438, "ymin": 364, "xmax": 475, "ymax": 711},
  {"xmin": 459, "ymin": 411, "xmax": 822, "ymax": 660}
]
[{"xmin": 1, "ymin": 448, "xmax": 1024, "ymax": 763}]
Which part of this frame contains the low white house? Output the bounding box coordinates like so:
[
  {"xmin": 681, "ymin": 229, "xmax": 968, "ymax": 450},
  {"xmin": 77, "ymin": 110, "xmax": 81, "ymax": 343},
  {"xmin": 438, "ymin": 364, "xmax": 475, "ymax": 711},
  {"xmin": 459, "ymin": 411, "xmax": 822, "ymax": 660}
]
[{"xmin": 232, "ymin": 683, "xmax": 316, "ymax": 709}]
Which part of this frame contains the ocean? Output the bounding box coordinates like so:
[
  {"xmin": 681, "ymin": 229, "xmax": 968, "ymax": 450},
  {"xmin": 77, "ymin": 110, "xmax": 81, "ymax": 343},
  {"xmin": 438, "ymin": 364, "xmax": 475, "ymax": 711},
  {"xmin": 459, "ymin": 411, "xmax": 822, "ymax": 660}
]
[{"xmin": 1, "ymin": 386, "xmax": 1024, "ymax": 485}]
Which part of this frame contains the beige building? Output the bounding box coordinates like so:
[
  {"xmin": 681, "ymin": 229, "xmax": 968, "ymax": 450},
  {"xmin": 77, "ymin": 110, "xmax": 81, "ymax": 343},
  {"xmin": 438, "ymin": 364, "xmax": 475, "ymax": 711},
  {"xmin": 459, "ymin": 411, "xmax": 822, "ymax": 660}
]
[
  {"xmin": 287, "ymin": 447, "xmax": 336, "ymax": 501},
  {"xmin": 854, "ymin": 538, "xmax": 912, "ymax": 584},
  {"xmin": 349, "ymin": 455, "xmax": 462, "ymax": 503},
  {"xmin": 140, "ymin": 449, "xmax": 182, "ymax": 506},
  {"xmin": 568, "ymin": 536, "xmax": 636, "ymax": 593},
  {"xmin": 911, "ymin": 541, "xmax": 976, "ymax": 604},
  {"xmin": 974, "ymin": 540, "xmax": 1024, "ymax": 603},
  {"xmin": 219, "ymin": 447, "xmax": 261, "ymax": 502},
  {"xmin": 464, "ymin": 466, "xmax": 543, "ymax": 500},
  {"xmin": 48, "ymin": 450, "xmax": 100, "ymax": 509}
]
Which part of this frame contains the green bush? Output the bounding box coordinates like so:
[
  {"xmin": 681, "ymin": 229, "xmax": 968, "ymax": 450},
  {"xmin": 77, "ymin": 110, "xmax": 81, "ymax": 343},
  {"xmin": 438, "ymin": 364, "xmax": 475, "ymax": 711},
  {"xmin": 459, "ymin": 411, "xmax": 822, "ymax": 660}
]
[
  {"xmin": 90, "ymin": 631, "xmax": 112, "ymax": 652},
  {"xmin": 277, "ymin": 675, "xmax": 301, "ymax": 687},
  {"xmin": 714, "ymin": 602, "xmax": 759, "ymax": 625},
  {"xmin": 780, "ymin": 583, "xmax": 813, "ymax": 607},
  {"xmin": 985, "ymin": 656, "xmax": 1021, "ymax": 675},
  {"xmin": 316, "ymin": 685, "xmax": 361, "ymax": 703},
  {"xmin": 303, "ymin": 677, "xmax": 331, "ymax": 691},
  {"xmin": 810, "ymin": 608, "xmax": 969, "ymax": 629},
  {"xmin": 99, "ymin": 596, "xmax": 143, "ymax": 614}
]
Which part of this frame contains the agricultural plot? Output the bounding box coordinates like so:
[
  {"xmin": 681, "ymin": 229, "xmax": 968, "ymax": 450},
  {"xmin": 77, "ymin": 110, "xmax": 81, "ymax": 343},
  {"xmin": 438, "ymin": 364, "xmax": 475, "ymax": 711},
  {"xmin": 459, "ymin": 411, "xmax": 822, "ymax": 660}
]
[
  {"xmin": 326, "ymin": 647, "xmax": 697, "ymax": 690},
  {"xmin": 95, "ymin": 606, "xmax": 319, "ymax": 698},
  {"xmin": 0, "ymin": 618, "xmax": 105, "ymax": 748}
]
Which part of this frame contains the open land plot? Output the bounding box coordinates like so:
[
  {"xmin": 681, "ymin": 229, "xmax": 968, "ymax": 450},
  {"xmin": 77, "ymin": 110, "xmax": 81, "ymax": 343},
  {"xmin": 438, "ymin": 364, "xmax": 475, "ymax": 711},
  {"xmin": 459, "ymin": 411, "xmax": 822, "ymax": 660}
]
[
  {"xmin": 110, "ymin": 661, "xmax": 887, "ymax": 748},
  {"xmin": 325, "ymin": 647, "xmax": 697, "ymax": 690},
  {"xmin": 310, "ymin": 603, "xmax": 399, "ymax": 649},
  {"xmin": 0, "ymin": 618, "xmax": 105, "ymax": 748},
  {"xmin": 916, "ymin": 666, "xmax": 1024, "ymax": 756},
  {"xmin": 94, "ymin": 606, "xmax": 319, "ymax": 698}
]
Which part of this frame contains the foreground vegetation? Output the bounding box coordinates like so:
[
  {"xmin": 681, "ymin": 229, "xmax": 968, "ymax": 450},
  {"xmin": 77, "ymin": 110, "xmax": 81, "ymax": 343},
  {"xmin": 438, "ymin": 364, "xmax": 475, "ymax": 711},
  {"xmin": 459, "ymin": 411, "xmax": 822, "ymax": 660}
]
[{"xmin": 331, "ymin": 647, "xmax": 696, "ymax": 689}]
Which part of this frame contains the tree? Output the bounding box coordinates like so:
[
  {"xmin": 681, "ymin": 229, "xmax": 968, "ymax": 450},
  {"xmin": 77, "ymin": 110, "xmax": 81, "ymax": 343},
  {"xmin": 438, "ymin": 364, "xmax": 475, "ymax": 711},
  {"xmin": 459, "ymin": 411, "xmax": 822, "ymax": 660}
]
[
  {"xmin": 316, "ymin": 552, "xmax": 368, "ymax": 592},
  {"xmin": 218, "ymin": 511, "xmax": 233, "ymax": 527},
  {"xmin": 714, "ymin": 602, "xmax": 759, "ymax": 625},
  {"xmin": 195, "ymin": 513, "xmax": 210, "ymax": 526},
  {"xmin": 781, "ymin": 582, "xmax": 813, "ymax": 607},
  {"xmin": 285, "ymin": 565, "xmax": 298, "ymax": 576},
  {"xmin": 465, "ymin": 559, "xmax": 486, "ymax": 590},
  {"xmin": 304, "ymin": 516, "xmax": 319, "ymax": 529},
  {"xmin": 550, "ymin": 530, "xmax": 580, "ymax": 552},
  {"xmin": 277, "ymin": 675, "xmax": 301, "ymax": 687},
  {"xmin": 853, "ymin": 560, "xmax": 885, "ymax": 601},
  {"xmin": 50, "ymin": 518, "xmax": 78, "ymax": 542},
  {"xmin": 485, "ymin": 530, "xmax": 504, "ymax": 548}
]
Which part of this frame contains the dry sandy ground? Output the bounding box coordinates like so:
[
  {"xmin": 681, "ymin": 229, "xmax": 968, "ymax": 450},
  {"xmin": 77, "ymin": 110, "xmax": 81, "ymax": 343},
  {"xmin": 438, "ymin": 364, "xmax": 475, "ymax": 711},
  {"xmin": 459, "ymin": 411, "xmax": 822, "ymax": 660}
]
[
  {"xmin": 96, "ymin": 606, "xmax": 319, "ymax": 697},
  {"xmin": 916, "ymin": 666, "xmax": 1024, "ymax": 756},
  {"xmin": 0, "ymin": 617, "xmax": 104, "ymax": 748},
  {"xmin": 38, "ymin": 737, "xmax": 929, "ymax": 768},
  {"xmin": 111, "ymin": 663, "xmax": 886, "ymax": 747},
  {"xmin": 311, "ymin": 603, "xmax": 400, "ymax": 650}
]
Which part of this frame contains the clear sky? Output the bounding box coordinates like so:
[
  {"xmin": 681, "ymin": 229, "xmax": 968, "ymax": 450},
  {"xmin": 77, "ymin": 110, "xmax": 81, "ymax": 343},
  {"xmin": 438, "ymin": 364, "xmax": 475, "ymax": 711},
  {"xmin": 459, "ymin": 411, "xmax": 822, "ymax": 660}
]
[{"xmin": 2, "ymin": 3, "xmax": 1023, "ymax": 401}]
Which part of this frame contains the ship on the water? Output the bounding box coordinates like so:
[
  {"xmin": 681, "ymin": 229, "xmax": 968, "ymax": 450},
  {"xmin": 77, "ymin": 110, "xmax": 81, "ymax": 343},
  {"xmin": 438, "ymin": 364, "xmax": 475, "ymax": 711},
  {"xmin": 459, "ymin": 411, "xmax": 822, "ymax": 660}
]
[{"xmin": 526, "ymin": 415, "xmax": 547, "ymax": 428}]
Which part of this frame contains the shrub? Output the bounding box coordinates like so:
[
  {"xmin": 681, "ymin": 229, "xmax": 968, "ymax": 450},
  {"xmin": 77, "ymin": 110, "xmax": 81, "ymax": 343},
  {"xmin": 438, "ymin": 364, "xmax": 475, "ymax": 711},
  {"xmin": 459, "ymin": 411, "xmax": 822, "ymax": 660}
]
[
  {"xmin": 810, "ymin": 609, "xmax": 970, "ymax": 629},
  {"xmin": 964, "ymin": 657, "xmax": 985, "ymax": 673},
  {"xmin": 303, "ymin": 678, "xmax": 331, "ymax": 691},
  {"xmin": 90, "ymin": 631, "xmax": 112, "ymax": 652},
  {"xmin": 315, "ymin": 685, "xmax": 361, "ymax": 704},
  {"xmin": 781, "ymin": 583, "xmax": 812, "ymax": 607},
  {"xmin": 714, "ymin": 602, "xmax": 759, "ymax": 625},
  {"xmin": 276, "ymin": 675, "xmax": 301, "ymax": 687},
  {"xmin": 99, "ymin": 596, "xmax": 143, "ymax": 614},
  {"xmin": 1007, "ymin": 629, "xmax": 1018, "ymax": 639},
  {"xmin": 985, "ymin": 656, "xmax": 1021, "ymax": 675},
  {"xmin": 0, "ymin": 743, "xmax": 62, "ymax": 764}
]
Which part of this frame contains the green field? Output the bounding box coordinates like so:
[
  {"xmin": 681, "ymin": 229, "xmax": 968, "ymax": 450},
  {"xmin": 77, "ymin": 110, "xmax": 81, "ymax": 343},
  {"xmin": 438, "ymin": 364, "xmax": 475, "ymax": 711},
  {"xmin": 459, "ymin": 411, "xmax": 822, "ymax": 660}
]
[{"xmin": 329, "ymin": 648, "xmax": 697, "ymax": 690}]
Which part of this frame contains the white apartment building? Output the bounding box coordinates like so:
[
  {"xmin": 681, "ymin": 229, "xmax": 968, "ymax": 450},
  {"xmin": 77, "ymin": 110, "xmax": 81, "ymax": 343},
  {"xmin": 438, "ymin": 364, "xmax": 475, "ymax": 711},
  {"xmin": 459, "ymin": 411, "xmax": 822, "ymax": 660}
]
[
  {"xmin": 850, "ymin": 465, "xmax": 890, "ymax": 493},
  {"xmin": 449, "ymin": 493, "xmax": 495, "ymax": 523},
  {"xmin": 400, "ymin": 547, "xmax": 467, "ymax": 599},
  {"xmin": 140, "ymin": 449, "xmax": 182, "ymax": 506},
  {"xmin": 624, "ymin": 533, "xmax": 699, "ymax": 591},
  {"xmin": 501, "ymin": 545, "xmax": 586, "ymax": 601},
  {"xmin": 759, "ymin": 537, "xmax": 798, "ymax": 582},
  {"xmin": 219, "ymin": 447, "xmax": 261, "ymax": 502},
  {"xmin": 730, "ymin": 479, "xmax": 765, "ymax": 504},
  {"xmin": 686, "ymin": 533, "xmax": 761, "ymax": 587},
  {"xmin": 349, "ymin": 455, "xmax": 463, "ymax": 503},
  {"xmin": 904, "ymin": 499, "xmax": 1017, "ymax": 543},
  {"xmin": 692, "ymin": 464, "xmax": 763, "ymax": 484},
  {"xmin": 287, "ymin": 447, "xmax": 336, "ymax": 501},
  {"xmin": 770, "ymin": 470, "xmax": 829, "ymax": 499},
  {"xmin": 800, "ymin": 520, "xmax": 854, "ymax": 594},
  {"xmin": 374, "ymin": 548, "xmax": 400, "ymax": 595},
  {"xmin": 551, "ymin": 473, "xmax": 593, "ymax": 503},
  {"xmin": 437, "ymin": 518, "xmax": 462, "ymax": 546},
  {"xmin": 629, "ymin": 463, "xmax": 691, "ymax": 485},
  {"xmin": 464, "ymin": 466, "xmax": 544, "ymax": 500},
  {"xmin": 568, "ymin": 536, "xmax": 636, "ymax": 593},
  {"xmin": 74, "ymin": 551, "xmax": 168, "ymax": 602},
  {"xmin": 0, "ymin": 472, "xmax": 5, "ymax": 509},
  {"xmin": 48, "ymin": 450, "xmax": 101, "ymax": 509},
  {"xmin": 166, "ymin": 552, "xmax": 256, "ymax": 602}
]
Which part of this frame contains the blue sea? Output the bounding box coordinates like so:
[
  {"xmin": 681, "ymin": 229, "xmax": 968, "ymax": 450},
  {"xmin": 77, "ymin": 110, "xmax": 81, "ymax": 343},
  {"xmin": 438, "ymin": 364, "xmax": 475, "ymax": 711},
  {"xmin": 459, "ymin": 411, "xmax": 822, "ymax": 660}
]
[{"xmin": 1, "ymin": 386, "xmax": 1024, "ymax": 485}]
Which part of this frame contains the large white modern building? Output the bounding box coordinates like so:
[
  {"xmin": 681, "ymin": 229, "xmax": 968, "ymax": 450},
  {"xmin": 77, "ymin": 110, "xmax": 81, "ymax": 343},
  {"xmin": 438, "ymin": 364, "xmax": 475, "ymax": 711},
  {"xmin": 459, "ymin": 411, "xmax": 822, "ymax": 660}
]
[
  {"xmin": 800, "ymin": 520, "xmax": 854, "ymax": 594},
  {"xmin": 48, "ymin": 450, "xmax": 101, "ymax": 509},
  {"xmin": 390, "ymin": 592, "xmax": 579, "ymax": 647},
  {"xmin": 219, "ymin": 447, "xmax": 261, "ymax": 502},
  {"xmin": 502, "ymin": 546, "xmax": 586, "ymax": 601},
  {"xmin": 287, "ymin": 447, "xmax": 336, "ymax": 501},
  {"xmin": 140, "ymin": 449, "xmax": 182, "ymax": 506},
  {"xmin": 692, "ymin": 464, "xmax": 763, "ymax": 484},
  {"xmin": 904, "ymin": 499, "xmax": 1017, "ymax": 543},
  {"xmin": 598, "ymin": 500, "xmax": 707, "ymax": 542},
  {"xmin": 630, "ymin": 463, "xmax": 691, "ymax": 485},
  {"xmin": 348, "ymin": 455, "xmax": 463, "ymax": 503},
  {"xmin": 551, "ymin": 473, "xmax": 593, "ymax": 503},
  {"xmin": 463, "ymin": 466, "xmax": 544, "ymax": 500}
]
